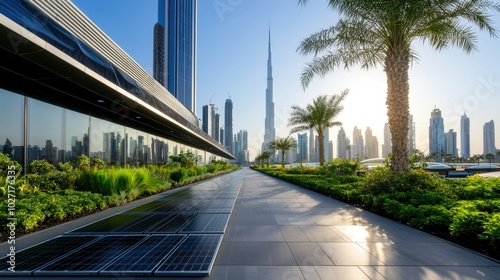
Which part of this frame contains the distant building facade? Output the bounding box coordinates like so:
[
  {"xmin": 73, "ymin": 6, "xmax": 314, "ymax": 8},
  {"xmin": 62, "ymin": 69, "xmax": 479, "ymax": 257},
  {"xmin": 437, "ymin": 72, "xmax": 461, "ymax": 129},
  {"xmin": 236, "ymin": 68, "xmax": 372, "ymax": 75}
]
[
  {"xmin": 460, "ymin": 113, "xmax": 470, "ymax": 159},
  {"xmin": 429, "ymin": 108, "xmax": 445, "ymax": 161},
  {"xmin": 154, "ymin": 0, "xmax": 197, "ymax": 112},
  {"xmin": 445, "ymin": 129, "xmax": 458, "ymax": 157},
  {"xmin": 483, "ymin": 120, "xmax": 496, "ymax": 158}
]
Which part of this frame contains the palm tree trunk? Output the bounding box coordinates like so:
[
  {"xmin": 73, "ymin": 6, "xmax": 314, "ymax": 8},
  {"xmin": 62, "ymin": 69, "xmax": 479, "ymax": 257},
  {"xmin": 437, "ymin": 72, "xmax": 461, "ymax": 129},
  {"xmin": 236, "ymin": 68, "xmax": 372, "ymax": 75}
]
[
  {"xmin": 318, "ymin": 131, "xmax": 325, "ymax": 166},
  {"xmin": 281, "ymin": 149, "xmax": 285, "ymax": 168},
  {"xmin": 385, "ymin": 47, "xmax": 410, "ymax": 172}
]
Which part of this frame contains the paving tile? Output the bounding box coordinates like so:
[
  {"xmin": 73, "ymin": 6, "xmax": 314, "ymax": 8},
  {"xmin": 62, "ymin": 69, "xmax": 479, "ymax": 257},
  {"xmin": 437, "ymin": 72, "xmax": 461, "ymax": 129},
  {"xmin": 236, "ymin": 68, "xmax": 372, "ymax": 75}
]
[
  {"xmin": 258, "ymin": 266, "xmax": 304, "ymax": 279},
  {"xmin": 299, "ymin": 266, "xmax": 322, "ymax": 280},
  {"xmin": 373, "ymin": 266, "xmax": 454, "ymax": 280},
  {"xmin": 318, "ymin": 243, "xmax": 385, "ymax": 265},
  {"xmin": 234, "ymin": 214, "xmax": 278, "ymax": 226},
  {"xmin": 244, "ymin": 225, "xmax": 285, "ymax": 242},
  {"xmin": 358, "ymin": 242, "xmax": 435, "ymax": 265},
  {"xmin": 226, "ymin": 266, "xmax": 259, "ymax": 280},
  {"xmin": 333, "ymin": 225, "xmax": 393, "ymax": 242},
  {"xmin": 288, "ymin": 242, "xmax": 334, "ymax": 266},
  {"xmin": 358, "ymin": 266, "xmax": 387, "ymax": 280},
  {"xmin": 227, "ymin": 242, "xmax": 272, "ymax": 265},
  {"xmin": 314, "ymin": 266, "xmax": 371, "ymax": 280},
  {"xmin": 268, "ymin": 243, "xmax": 297, "ymax": 265},
  {"xmin": 300, "ymin": 226, "xmax": 345, "ymax": 242},
  {"xmin": 436, "ymin": 266, "xmax": 500, "ymax": 280},
  {"xmin": 279, "ymin": 226, "xmax": 309, "ymax": 242}
]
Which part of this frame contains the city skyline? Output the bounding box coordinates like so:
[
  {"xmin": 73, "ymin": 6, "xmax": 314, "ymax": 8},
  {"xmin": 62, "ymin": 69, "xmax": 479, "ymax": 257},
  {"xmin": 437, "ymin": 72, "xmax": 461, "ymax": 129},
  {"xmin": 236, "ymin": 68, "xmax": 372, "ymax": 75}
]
[{"xmin": 72, "ymin": 0, "xmax": 500, "ymax": 160}]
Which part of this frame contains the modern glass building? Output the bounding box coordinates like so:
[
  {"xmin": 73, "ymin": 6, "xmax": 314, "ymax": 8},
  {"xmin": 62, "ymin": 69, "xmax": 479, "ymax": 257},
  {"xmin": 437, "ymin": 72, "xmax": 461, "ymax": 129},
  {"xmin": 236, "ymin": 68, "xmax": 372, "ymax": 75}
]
[
  {"xmin": 224, "ymin": 99, "xmax": 233, "ymax": 155},
  {"xmin": 460, "ymin": 113, "xmax": 470, "ymax": 159},
  {"xmin": 429, "ymin": 108, "xmax": 445, "ymax": 161},
  {"xmin": 483, "ymin": 120, "xmax": 496, "ymax": 158},
  {"xmin": 0, "ymin": 0, "xmax": 232, "ymax": 172},
  {"xmin": 154, "ymin": 0, "xmax": 197, "ymax": 112}
]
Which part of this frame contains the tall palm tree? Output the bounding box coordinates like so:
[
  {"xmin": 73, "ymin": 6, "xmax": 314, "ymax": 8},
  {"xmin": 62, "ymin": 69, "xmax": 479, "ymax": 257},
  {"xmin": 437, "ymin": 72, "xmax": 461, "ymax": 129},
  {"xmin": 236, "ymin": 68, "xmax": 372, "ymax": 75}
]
[
  {"xmin": 297, "ymin": 0, "xmax": 500, "ymax": 172},
  {"xmin": 268, "ymin": 136, "xmax": 298, "ymax": 168},
  {"xmin": 288, "ymin": 90, "xmax": 348, "ymax": 166}
]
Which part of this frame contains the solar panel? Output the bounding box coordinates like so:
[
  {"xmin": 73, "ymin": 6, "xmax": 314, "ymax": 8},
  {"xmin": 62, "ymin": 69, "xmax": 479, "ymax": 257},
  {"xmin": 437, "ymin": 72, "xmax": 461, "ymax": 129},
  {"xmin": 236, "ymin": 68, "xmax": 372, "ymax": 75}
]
[
  {"xmin": 206, "ymin": 199, "xmax": 236, "ymax": 208},
  {"xmin": 179, "ymin": 214, "xmax": 230, "ymax": 234},
  {"xmin": 70, "ymin": 213, "xmax": 143, "ymax": 233},
  {"xmin": 35, "ymin": 235, "xmax": 146, "ymax": 276},
  {"xmin": 126, "ymin": 200, "xmax": 166, "ymax": 212},
  {"xmin": 113, "ymin": 213, "xmax": 175, "ymax": 233},
  {"xmin": 0, "ymin": 235, "xmax": 99, "ymax": 276},
  {"xmin": 198, "ymin": 207, "xmax": 233, "ymax": 214},
  {"xmin": 146, "ymin": 214, "xmax": 195, "ymax": 233},
  {"xmin": 154, "ymin": 234, "xmax": 223, "ymax": 276},
  {"xmin": 99, "ymin": 235, "xmax": 186, "ymax": 276}
]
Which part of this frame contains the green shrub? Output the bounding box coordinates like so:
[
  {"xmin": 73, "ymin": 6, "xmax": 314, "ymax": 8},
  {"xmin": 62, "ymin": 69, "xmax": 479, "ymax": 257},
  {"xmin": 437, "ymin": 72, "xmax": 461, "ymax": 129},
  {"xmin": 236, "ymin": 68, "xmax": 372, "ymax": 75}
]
[
  {"xmin": 170, "ymin": 168, "xmax": 188, "ymax": 183},
  {"xmin": 29, "ymin": 159, "xmax": 55, "ymax": 175},
  {"xmin": 363, "ymin": 167, "xmax": 444, "ymax": 195},
  {"xmin": 0, "ymin": 152, "xmax": 22, "ymax": 176},
  {"xmin": 480, "ymin": 213, "xmax": 500, "ymax": 251}
]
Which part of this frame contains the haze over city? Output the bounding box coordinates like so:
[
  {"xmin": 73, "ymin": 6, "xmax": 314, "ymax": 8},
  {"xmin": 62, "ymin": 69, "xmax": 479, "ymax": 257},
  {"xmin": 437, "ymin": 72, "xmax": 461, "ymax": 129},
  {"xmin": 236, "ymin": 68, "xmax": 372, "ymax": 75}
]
[{"xmin": 73, "ymin": 0, "xmax": 500, "ymax": 161}]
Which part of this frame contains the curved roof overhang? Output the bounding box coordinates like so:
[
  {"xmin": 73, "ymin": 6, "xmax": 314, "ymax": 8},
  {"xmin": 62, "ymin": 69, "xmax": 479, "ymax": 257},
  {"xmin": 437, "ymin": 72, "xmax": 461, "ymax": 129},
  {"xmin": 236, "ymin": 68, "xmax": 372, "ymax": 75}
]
[{"xmin": 0, "ymin": 12, "xmax": 233, "ymax": 159}]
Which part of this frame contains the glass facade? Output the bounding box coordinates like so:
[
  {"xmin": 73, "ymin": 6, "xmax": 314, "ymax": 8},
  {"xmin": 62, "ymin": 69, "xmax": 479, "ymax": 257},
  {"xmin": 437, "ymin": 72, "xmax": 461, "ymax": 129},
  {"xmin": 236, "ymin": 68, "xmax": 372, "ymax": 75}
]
[
  {"xmin": 166, "ymin": 0, "xmax": 196, "ymax": 111},
  {"xmin": 0, "ymin": 88, "xmax": 213, "ymax": 172}
]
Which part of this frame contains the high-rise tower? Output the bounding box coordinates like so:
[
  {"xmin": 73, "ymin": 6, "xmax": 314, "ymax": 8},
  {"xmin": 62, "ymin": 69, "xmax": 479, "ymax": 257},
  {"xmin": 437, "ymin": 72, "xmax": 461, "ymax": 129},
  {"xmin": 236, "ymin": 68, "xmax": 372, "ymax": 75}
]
[
  {"xmin": 429, "ymin": 107, "xmax": 445, "ymax": 161},
  {"xmin": 225, "ymin": 99, "xmax": 233, "ymax": 154},
  {"xmin": 483, "ymin": 120, "xmax": 496, "ymax": 158},
  {"xmin": 461, "ymin": 113, "xmax": 470, "ymax": 159},
  {"xmin": 154, "ymin": 0, "xmax": 197, "ymax": 112},
  {"xmin": 263, "ymin": 29, "xmax": 276, "ymax": 152}
]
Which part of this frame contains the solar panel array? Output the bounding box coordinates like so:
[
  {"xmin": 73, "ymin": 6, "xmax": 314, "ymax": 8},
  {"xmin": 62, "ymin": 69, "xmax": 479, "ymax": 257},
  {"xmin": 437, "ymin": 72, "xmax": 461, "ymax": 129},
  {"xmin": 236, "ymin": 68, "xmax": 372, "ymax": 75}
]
[{"xmin": 0, "ymin": 179, "xmax": 240, "ymax": 276}]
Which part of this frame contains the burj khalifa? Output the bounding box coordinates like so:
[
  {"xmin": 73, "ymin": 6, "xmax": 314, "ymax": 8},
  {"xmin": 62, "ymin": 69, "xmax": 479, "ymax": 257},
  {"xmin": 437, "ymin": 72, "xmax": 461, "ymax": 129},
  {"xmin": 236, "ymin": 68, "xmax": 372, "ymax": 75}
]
[{"xmin": 262, "ymin": 30, "xmax": 276, "ymax": 153}]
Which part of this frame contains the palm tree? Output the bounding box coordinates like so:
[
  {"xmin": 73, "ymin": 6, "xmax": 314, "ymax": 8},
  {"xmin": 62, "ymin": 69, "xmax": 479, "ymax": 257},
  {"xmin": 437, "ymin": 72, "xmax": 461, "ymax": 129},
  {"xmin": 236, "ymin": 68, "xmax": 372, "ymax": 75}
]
[
  {"xmin": 268, "ymin": 136, "xmax": 298, "ymax": 168},
  {"xmin": 485, "ymin": 153, "xmax": 495, "ymax": 165},
  {"xmin": 297, "ymin": 0, "xmax": 500, "ymax": 172},
  {"xmin": 257, "ymin": 151, "xmax": 272, "ymax": 167},
  {"xmin": 471, "ymin": 154, "xmax": 483, "ymax": 165},
  {"xmin": 288, "ymin": 90, "xmax": 348, "ymax": 166}
]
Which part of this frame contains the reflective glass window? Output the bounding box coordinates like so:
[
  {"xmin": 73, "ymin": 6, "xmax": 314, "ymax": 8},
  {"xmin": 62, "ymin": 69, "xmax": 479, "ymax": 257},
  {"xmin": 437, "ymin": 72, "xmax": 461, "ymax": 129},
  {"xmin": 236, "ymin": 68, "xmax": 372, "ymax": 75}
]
[
  {"xmin": 89, "ymin": 117, "xmax": 125, "ymax": 166},
  {"xmin": 64, "ymin": 110, "xmax": 90, "ymax": 162},
  {"xmin": 28, "ymin": 98, "xmax": 63, "ymax": 166},
  {"xmin": 0, "ymin": 89, "xmax": 24, "ymax": 167}
]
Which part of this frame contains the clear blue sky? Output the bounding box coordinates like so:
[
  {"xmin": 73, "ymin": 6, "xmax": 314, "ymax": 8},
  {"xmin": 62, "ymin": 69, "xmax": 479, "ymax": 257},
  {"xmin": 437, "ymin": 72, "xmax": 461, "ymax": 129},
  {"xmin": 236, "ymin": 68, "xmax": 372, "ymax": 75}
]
[{"xmin": 72, "ymin": 0, "xmax": 500, "ymax": 160}]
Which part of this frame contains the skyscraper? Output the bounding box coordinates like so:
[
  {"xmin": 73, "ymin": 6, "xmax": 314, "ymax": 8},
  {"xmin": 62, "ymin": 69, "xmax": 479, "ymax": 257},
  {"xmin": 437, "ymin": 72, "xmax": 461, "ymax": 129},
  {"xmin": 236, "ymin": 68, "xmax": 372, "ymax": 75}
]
[
  {"xmin": 154, "ymin": 0, "xmax": 197, "ymax": 112},
  {"xmin": 365, "ymin": 127, "xmax": 379, "ymax": 159},
  {"xmin": 214, "ymin": 113, "xmax": 220, "ymax": 142},
  {"xmin": 408, "ymin": 114, "xmax": 416, "ymax": 155},
  {"xmin": 445, "ymin": 129, "xmax": 458, "ymax": 157},
  {"xmin": 224, "ymin": 99, "xmax": 233, "ymax": 154},
  {"xmin": 297, "ymin": 133, "xmax": 308, "ymax": 163},
  {"xmin": 461, "ymin": 113, "xmax": 470, "ymax": 159},
  {"xmin": 352, "ymin": 126, "xmax": 364, "ymax": 159},
  {"xmin": 263, "ymin": 29, "xmax": 276, "ymax": 152},
  {"xmin": 483, "ymin": 120, "xmax": 496, "ymax": 157},
  {"xmin": 337, "ymin": 127, "xmax": 348, "ymax": 159},
  {"xmin": 202, "ymin": 104, "xmax": 216, "ymax": 138},
  {"xmin": 429, "ymin": 107, "xmax": 445, "ymax": 162},
  {"xmin": 309, "ymin": 129, "xmax": 317, "ymax": 162},
  {"xmin": 382, "ymin": 123, "xmax": 392, "ymax": 158}
]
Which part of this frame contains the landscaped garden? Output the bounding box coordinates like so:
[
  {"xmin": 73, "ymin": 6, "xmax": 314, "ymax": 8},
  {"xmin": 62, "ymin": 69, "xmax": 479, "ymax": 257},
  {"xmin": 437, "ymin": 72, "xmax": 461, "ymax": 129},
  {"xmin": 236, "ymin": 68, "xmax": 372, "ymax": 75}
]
[
  {"xmin": 0, "ymin": 151, "xmax": 239, "ymax": 242},
  {"xmin": 252, "ymin": 160, "xmax": 500, "ymax": 259}
]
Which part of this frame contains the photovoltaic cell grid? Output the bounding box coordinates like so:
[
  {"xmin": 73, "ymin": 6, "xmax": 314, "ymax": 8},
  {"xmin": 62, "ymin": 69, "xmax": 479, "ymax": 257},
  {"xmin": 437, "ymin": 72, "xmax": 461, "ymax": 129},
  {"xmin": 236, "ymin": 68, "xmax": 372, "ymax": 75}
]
[
  {"xmin": 0, "ymin": 235, "xmax": 99, "ymax": 276},
  {"xmin": 155, "ymin": 234, "xmax": 223, "ymax": 276},
  {"xmin": 3, "ymin": 177, "xmax": 240, "ymax": 276}
]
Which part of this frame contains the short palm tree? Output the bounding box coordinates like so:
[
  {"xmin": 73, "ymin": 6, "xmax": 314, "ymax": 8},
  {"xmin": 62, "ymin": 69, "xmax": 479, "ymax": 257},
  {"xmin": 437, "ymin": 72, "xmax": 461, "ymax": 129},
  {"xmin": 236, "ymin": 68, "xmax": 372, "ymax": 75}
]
[
  {"xmin": 268, "ymin": 136, "xmax": 298, "ymax": 168},
  {"xmin": 288, "ymin": 90, "xmax": 348, "ymax": 166},
  {"xmin": 256, "ymin": 151, "xmax": 272, "ymax": 167},
  {"xmin": 297, "ymin": 0, "xmax": 500, "ymax": 172}
]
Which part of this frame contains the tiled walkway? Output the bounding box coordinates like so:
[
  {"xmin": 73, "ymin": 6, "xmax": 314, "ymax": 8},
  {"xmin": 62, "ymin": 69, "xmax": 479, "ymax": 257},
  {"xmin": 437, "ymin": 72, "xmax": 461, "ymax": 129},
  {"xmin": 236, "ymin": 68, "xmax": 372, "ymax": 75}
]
[{"xmin": 1, "ymin": 168, "xmax": 499, "ymax": 279}]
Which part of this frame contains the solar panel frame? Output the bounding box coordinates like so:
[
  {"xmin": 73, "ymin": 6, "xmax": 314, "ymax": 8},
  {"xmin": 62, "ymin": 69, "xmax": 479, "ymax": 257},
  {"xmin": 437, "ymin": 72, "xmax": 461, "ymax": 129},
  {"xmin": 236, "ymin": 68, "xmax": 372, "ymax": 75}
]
[
  {"xmin": 0, "ymin": 235, "xmax": 101, "ymax": 276},
  {"xmin": 145, "ymin": 214, "xmax": 195, "ymax": 233},
  {"xmin": 34, "ymin": 235, "xmax": 147, "ymax": 276},
  {"xmin": 179, "ymin": 214, "xmax": 230, "ymax": 234},
  {"xmin": 99, "ymin": 234, "xmax": 186, "ymax": 276},
  {"xmin": 154, "ymin": 234, "xmax": 223, "ymax": 276},
  {"xmin": 68, "ymin": 213, "xmax": 143, "ymax": 234}
]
